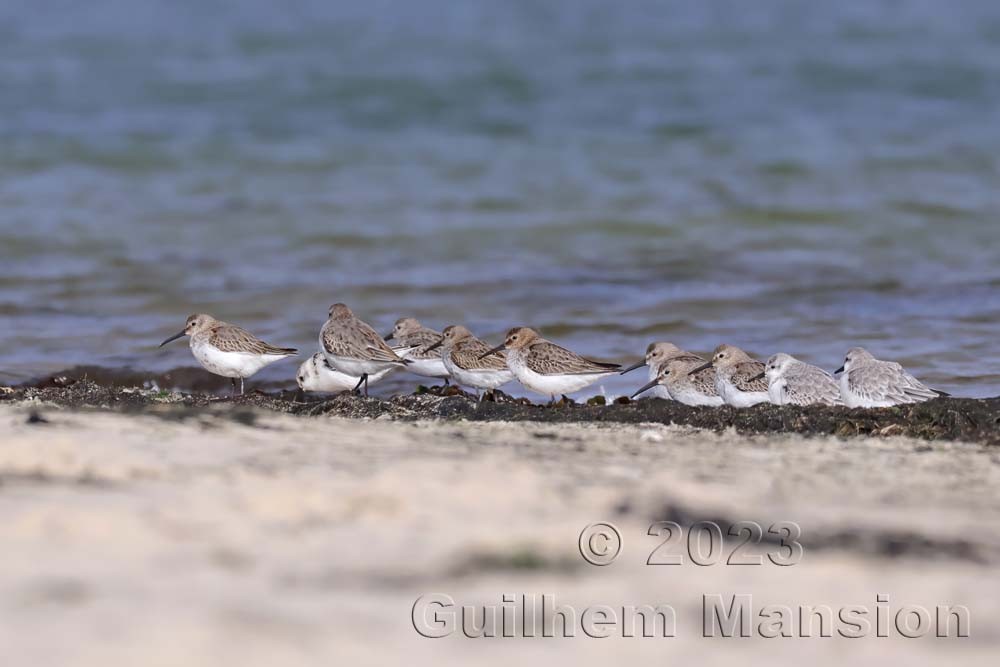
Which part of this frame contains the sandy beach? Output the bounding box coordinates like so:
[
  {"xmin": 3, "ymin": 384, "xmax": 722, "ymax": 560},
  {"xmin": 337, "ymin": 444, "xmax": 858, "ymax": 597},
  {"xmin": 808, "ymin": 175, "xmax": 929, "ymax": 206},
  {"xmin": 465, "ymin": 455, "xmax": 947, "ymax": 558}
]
[{"xmin": 2, "ymin": 396, "xmax": 998, "ymax": 666}]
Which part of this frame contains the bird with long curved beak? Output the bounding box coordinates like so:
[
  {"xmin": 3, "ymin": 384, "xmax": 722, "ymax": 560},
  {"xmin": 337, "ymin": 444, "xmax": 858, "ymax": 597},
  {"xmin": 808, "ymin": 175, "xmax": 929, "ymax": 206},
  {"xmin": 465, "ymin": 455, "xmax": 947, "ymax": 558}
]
[
  {"xmin": 383, "ymin": 317, "xmax": 450, "ymax": 385},
  {"xmin": 430, "ymin": 325, "xmax": 513, "ymax": 399},
  {"xmin": 482, "ymin": 327, "xmax": 620, "ymax": 404},
  {"xmin": 158, "ymin": 314, "xmax": 297, "ymax": 395},
  {"xmin": 687, "ymin": 344, "xmax": 769, "ymax": 408},
  {"xmin": 631, "ymin": 355, "xmax": 724, "ymax": 406},
  {"xmin": 621, "ymin": 342, "xmax": 708, "ymax": 401}
]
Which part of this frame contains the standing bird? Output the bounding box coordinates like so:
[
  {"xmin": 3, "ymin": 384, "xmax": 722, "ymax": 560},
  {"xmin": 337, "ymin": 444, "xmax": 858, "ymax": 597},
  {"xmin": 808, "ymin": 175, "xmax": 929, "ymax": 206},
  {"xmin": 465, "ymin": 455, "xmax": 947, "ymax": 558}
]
[
  {"xmin": 319, "ymin": 303, "xmax": 409, "ymax": 395},
  {"xmin": 384, "ymin": 317, "xmax": 450, "ymax": 384},
  {"xmin": 483, "ymin": 327, "xmax": 621, "ymax": 403},
  {"xmin": 159, "ymin": 313, "xmax": 297, "ymax": 395},
  {"xmin": 620, "ymin": 342, "xmax": 691, "ymax": 400},
  {"xmin": 689, "ymin": 344, "xmax": 770, "ymax": 407},
  {"xmin": 835, "ymin": 347, "xmax": 947, "ymax": 408},
  {"xmin": 425, "ymin": 325, "xmax": 513, "ymax": 398},
  {"xmin": 631, "ymin": 356, "xmax": 724, "ymax": 406},
  {"xmin": 754, "ymin": 353, "xmax": 843, "ymax": 406},
  {"xmin": 296, "ymin": 352, "xmax": 395, "ymax": 394}
]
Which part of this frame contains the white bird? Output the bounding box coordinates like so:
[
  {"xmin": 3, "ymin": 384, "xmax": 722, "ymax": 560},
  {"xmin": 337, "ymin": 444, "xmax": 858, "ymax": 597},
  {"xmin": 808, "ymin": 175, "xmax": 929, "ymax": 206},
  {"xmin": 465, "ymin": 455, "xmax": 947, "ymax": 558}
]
[
  {"xmin": 758, "ymin": 353, "xmax": 843, "ymax": 406},
  {"xmin": 296, "ymin": 353, "xmax": 395, "ymax": 393},
  {"xmin": 835, "ymin": 347, "xmax": 947, "ymax": 408}
]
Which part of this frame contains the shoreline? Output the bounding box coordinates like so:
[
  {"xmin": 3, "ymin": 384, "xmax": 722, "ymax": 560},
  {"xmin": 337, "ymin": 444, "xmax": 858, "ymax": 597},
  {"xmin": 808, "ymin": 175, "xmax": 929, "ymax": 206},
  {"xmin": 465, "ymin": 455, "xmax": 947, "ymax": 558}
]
[
  {"xmin": 3, "ymin": 368, "xmax": 999, "ymax": 445},
  {"xmin": 2, "ymin": 403, "xmax": 998, "ymax": 665}
]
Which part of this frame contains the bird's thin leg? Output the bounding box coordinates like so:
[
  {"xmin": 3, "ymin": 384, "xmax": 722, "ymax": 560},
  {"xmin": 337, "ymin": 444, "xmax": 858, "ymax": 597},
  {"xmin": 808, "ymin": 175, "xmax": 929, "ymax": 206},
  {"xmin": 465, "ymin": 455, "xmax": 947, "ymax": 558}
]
[
  {"xmin": 240, "ymin": 378, "xmax": 245, "ymax": 396},
  {"xmin": 364, "ymin": 374, "xmax": 369, "ymax": 397},
  {"xmin": 351, "ymin": 375, "xmax": 365, "ymax": 395},
  {"xmin": 231, "ymin": 378, "xmax": 238, "ymax": 397}
]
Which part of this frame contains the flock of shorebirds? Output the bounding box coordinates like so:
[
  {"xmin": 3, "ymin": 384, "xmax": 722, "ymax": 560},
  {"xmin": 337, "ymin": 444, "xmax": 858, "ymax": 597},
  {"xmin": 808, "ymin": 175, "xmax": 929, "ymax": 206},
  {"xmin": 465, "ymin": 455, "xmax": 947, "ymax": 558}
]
[{"xmin": 158, "ymin": 304, "xmax": 949, "ymax": 409}]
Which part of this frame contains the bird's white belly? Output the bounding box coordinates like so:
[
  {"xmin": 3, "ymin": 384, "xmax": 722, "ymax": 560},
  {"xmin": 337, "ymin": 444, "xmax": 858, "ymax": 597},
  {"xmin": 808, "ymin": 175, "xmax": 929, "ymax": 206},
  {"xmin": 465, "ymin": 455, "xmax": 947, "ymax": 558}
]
[
  {"xmin": 191, "ymin": 343, "xmax": 285, "ymax": 379},
  {"xmin": 443, "ymin": 355, "xmax": 512, "ymax": 390},
  {"xmin": 508, "ymin": 355, "xmax": 610, "ymax": 397},
  {"xmin": 298, "ymin": 355, "xmax": 394, "ymax": 392},
  {"xmin": 670, "ymin": 386, "xmax": 724, "ymax": 407},
  {"xmin": 718, "ymin": 377, "xmax": 769, "ymax": 408},
  {"xmin": 402, "ymin": 356, "xmax": 449, "ymax": 378}
]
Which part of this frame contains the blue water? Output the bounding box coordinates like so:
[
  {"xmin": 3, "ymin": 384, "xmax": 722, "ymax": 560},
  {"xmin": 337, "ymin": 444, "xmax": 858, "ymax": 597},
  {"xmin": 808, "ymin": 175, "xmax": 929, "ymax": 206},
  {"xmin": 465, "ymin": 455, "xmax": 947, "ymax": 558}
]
[{"xmin": 1, "ymin": 0, "xmax": 999, "ymax": 397}]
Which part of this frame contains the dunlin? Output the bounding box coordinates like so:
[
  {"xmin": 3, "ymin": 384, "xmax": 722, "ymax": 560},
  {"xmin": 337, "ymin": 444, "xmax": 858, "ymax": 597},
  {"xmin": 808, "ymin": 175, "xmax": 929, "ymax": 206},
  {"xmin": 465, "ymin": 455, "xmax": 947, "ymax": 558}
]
[
  {"xmin": 319, "ymin": 303, "xmax": 409, "ymax": 395},
  {"xmin": 631, "ymin": 356, "xmax": 724, "ymax": 406},
  {"xmin": 425, "ymin": 325, "xmax": 513, "ymax": 397},
  {"xmin": 834, "ymin": 347, "xmax": 947, "ymax": 408},
  {"xmin": 483, "ymin": 327, "xmax": 621, "ymax": 402},
  {"xmin": 159, "ymin": 313, "xmax": 297, "ymax": 395},
  {"xmin": 296, "ymin": 352, "xmax": 395, "ymax": 393},
  {"xmin": 690, "ymin": 344, "xmax": 770, "ymax": 407},
  {"xmin": 622, "ymin": 342, "xmax": 688, "ymax": 398},
  {"xmin": 384, "ymin": 317, "xmax": 450, "ymax": 383},
  {"xmin": 755, "ymin": 353, "xmax": 843, "ymax": 406}
]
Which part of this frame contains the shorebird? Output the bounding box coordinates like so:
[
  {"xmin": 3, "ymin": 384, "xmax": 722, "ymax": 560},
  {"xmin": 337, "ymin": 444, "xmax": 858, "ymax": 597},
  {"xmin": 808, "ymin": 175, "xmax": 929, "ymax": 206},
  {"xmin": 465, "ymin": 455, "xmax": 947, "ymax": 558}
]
[
  {"xmin": 425, "ymin": 325, "xmax": 513, "ymax": 398},
  {"xmin": 834, "ymin": 347, "xmax": 947, "ymax": 408},
  {"xmin": 159, "ymin": 313, "xmax": 297, "ymax": 395},
  {"xmin": 690, "ymin": 344, "xmax": 769, "ymax": 407},
  {"xmin": 483, "ymin": 327, "xmax": 620, "ymax": 402},
  {"xmin": 384, "ymin": 317, "xmax": 450, "ymax": 384},
  {"xmin": 631, "ymin": 356, "xmax": 724, "ymax": 406},
  {"xmin": 622, "ymin": 342, "xmax": 688, "ymax": 398},
  {"xmin": 319, "ymin": 303, "xmax": 409, "ymax": 395},
  {"xmin": 296, "ymin": 352, "xmax": 395, "ymax": 393},
  {"xmin": 754, "ymin": 353, "xmax": 843, "ymax": 406}
]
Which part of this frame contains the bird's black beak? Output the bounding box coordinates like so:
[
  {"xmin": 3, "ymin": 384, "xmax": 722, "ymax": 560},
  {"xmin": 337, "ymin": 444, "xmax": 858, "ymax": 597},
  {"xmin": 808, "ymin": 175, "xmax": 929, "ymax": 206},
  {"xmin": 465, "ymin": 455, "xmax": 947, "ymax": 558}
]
[
  {"xmin": 833, "ymin": 366, "xmax": 845, "ymax": 375},
  {"xmin": 688, "ymin": 361, "xmax": 713, "ymax": 376},
  {"xmin": 384, "ymin": 331, "xmax": 395, "ymax": 341},
  {"xmin": 424, "ymin": 339, "xmax": 444, "ymax": 353},
  {"xmin": 478, "ymin": 343, "xmax": 506, "ymax": 360},
  {"xmin": 630, "ymin": 377, "xmax": 660, "ymax": 399},
  {"xmin": 159, "ymin": 331, "xmax": 186, "ymax": 347},
  {"xmin": 750, "ymin": 371, "xmax": 765, "ymax": 382},
  {"xmin": 620, "ymin": 359, "xmax": 646, "ymax": 375}
]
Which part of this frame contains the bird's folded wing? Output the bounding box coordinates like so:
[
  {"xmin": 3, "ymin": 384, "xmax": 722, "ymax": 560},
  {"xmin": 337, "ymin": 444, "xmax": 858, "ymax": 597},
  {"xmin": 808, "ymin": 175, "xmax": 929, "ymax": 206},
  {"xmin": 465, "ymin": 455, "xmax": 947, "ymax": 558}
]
[
  {"xmin": 525, "ymin": 342, "xmax": 620, "ymax": 376},
  {"xmin": 211, "ymin": 326, "xmax": 296, "ymax": 355},
  {"xmin": 731, "ymin": 361, "xmax": 768, "ymax": 393}
]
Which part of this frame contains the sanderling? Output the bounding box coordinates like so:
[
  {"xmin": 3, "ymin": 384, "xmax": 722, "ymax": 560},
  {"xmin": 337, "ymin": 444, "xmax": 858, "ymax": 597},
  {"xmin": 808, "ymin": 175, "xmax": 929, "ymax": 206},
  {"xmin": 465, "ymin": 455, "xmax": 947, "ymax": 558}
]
[
  {"xmin": 482, "ymin": 327, "xmax": 620, "ymax": 402},
  {"xmin": 621, "ymin": 342, "xmax": 688, "ymax": 398},
  {"xmin": 384, "ymin": 317, "xmax": 450, "ymax": 383},
  {"xmin": 689, "ymin": 344, "xmax": 770, "ymax": 407},
  {"xmin": 425, "ymin": 325, "xmax": 513, "ymax": 398},
  {"xmin": 834, "ymin": 347, "xmax": 947, "ymax": 408},
  {"xmin": 755, "ymin": 353, "xmax": 843, "ymax": 406},
  {"xmin": 632, "ymin": 356, "xmax": 724, "ymax": 406},
  {"xmin": 319, "ymin": 303, "xmax": 409, "ymax": 395},
  {"xmin": 296, "ymin": 352, "xmax": 396, "ymax": 394},
  {"xmin": 159, "ymin": 313, "xmax": 297, "ymax": 395}
]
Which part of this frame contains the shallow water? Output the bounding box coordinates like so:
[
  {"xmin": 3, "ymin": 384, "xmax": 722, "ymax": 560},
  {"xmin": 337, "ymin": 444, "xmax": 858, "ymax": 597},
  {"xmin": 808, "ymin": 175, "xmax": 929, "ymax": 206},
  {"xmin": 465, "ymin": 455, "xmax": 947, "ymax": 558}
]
[{"xmin": 1, "ymin": 0, "xmax": 999, "ymax": 397}]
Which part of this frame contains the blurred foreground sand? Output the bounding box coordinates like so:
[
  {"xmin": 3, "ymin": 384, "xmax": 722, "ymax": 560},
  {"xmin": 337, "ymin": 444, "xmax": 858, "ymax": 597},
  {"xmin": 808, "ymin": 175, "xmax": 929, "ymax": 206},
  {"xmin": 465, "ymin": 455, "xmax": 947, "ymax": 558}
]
[{"xmin": 1, "ymin": 404, "xmax": 998, "ymax": 665}]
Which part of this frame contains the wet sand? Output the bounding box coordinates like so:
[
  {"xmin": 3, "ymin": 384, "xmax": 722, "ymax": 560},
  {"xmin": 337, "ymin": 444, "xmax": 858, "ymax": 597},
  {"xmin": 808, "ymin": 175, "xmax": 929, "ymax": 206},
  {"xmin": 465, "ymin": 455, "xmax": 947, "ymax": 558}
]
[{"xmin": 1, "ymin": 389, "xmax": 999, "ymax": 665}]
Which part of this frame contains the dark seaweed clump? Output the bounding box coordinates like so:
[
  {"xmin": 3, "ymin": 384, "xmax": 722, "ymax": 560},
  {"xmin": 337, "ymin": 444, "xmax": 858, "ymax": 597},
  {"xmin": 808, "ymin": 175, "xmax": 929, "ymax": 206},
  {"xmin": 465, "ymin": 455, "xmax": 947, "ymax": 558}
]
[{"xmin": 2, "ymin": 366, "xmax": 998, "ymax": 445}]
